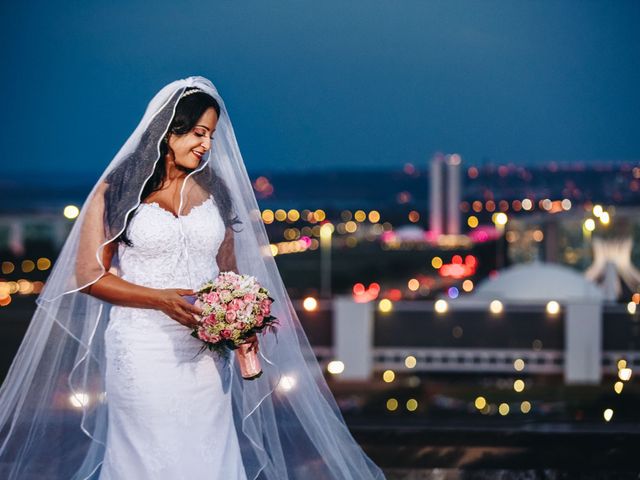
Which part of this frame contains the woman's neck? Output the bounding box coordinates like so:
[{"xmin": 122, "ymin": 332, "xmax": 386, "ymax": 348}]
[{"xmin": 163, "ymin": 154, "xmax": 189, "ymax": 184}]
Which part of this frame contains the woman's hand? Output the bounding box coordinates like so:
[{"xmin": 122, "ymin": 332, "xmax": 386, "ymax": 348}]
[
  {"xmin": 155, "ymin": 288, "xmax": 203, "ymax": 328},
  {"xmin": 241, "ymin": 334, "xmax": 259, "ymax": 353}
]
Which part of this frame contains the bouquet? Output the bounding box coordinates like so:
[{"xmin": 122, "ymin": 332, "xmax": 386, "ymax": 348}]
[{"xmin": 190, "ymin": 271, "xmax": 278, "ymax": 380}]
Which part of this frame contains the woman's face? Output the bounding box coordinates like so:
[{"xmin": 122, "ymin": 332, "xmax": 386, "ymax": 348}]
[{"xmin": 167, "ymin": 107, "xmax": 218, "ymax": 170}]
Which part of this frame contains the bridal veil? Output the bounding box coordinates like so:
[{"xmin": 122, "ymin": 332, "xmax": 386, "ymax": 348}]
[{"xmin": 0, "ymin": 76, "xmax": 385, "ymax": 479}]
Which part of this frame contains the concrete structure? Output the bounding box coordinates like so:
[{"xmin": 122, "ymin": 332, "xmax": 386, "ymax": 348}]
[{"xmin": 470, "ymin": 261, "xmax": 605, "ymax": 384}]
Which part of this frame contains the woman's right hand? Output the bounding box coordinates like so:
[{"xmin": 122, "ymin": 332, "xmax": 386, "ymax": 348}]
[{"xmin": 155, "ymin": 288, "xmax": 203, "ymax": 328}]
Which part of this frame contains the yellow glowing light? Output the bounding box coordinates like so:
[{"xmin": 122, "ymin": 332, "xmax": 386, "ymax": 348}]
[
  {"xmin": 628, "ymin": 302, "xmax": 637, "ymax": 314},
  {"xmin": 382, "ymin": 370, "xmax": 395, "ymax": 383},
  {"xmin": 546, "ymin": 301, "xmax": 560, "ymax": 315},
  {"xmin": 603, "ymin": 408, "xmax": 613, "ymax": 422},
  {"xmin": 467, "ymin": 216, "xmax": 479, "ymax": 228},
  {"xmin": 600, "ymin": 212, "xmax": 610, "ymax": 225},
  {"xmin": 498, "ymin": 403, "xmax": 510, "ymax": 416},
  {"xmin": 0, "ymin": 282, "xmax": 9, "ymax": 299},
  {"xmin": 462, "ymin": 280, "xmax": 474, "ymax": 292},
  {"xmin": 314, "ymin": 209, "xmax": 326, "ymax": 222},
  {"xmin": 368, "ymin": 210, "xmax": 381, "ymax": 223},
  {"xmin": 353, "ymin": 210, "xmax": 366, "ymax": 222},
  {"xmin": 532, "ymin": 230, "xmax": 544, "ymax": 242},
  {"xmin": 404, "ymin": 356, "xmax": 417, "ymax": 369},
  {"xmin": 37, "ymin": 258, "xmax": 51, "ymax": 271},
  {"xmin": 614, "ymin": 381, "xmax": 624, "ymax": 394},
  {"xmin": 593, "ymin": 205, "xmax": 603, "ymax": 217},
  {"xmin": 345, "ymin": 221, "xmax": 358, "ymax": 233},
  {"xmin": 406, "ymin": 399, "xmax": 418, "ymax": 412},
  {"xmin": 584, "ymin": 218, "xmax": 596, "ymax": 232},
  {"xmin": 320, "ymin": 223, "xmax": 334, "ymax": 240},
  {"xmin": 386, "ymin": 398, "xmax": 399, "ymax": 411},
  {"xmin": 431, "ymin": 257, "xmax": 443, "ymax": 269},
  {"xmin": 561, "ymin": 199, "xmax": 572, "ymax": 211},
  {"xmin": 1, "ymin": 262, "xmax": 14, "ymax": 275},
  {"xmin": 618, "ymin": 368, "xmax": 632, "ymax": 381},
  {"xmin": 520, "ymin": 401, "xmax": 531, "ymax": 414},
  {"xmin": 327, "ymin": 361, "xmax": 345, "ymax": 375},
  {"xmin": 21, "ymin": 260, "xmax": 35, "ymax": 273},
  {"xmin": 617, "ymin": 359, "xmax": 627, "ymax": 370},
  {"xmin": 261, "ymin": 209, "xmax": 274, "ymax": 224},
  {"xmin": 513, "ymin": 379, "xmax": 525, "ymax": 393},
  {"xmin": 275, "ymin": 209, "xmax": 287, "ymax": 222},
  {"xmin": 494, "ymin": 212, "xmax": 508, "ymax": 226},
  {"xmin": 287, "ymin": 209, "xmax": 300, "ymax": 222},
  {"xmin": 489, "ymin": 300, "xmax": 503, "ymax": 314},
  {"xmin": 378, "ymin": 299, "xmax": 393, "ymax": 313},
  {"xmin": 514, "ymin": 358, "xmax": 525, "ymax": 371},
  {"xmin": 474, "ymin": 396, "xmax": 487, "ymax": 410},
  {"xmin": 521, "ymin": 199, "xmax": 533, "ymax": 211},
  {"xmin": 434, "ymin": 299, "xmax": 448, "ymax": 314},
  {"xmin": 303, "ymin": 297, "xmax": 318, "ymax": 311},
  {"xmin": 407, "ymin": 279, "xmax": 419, "ymax": 291},
  {"xmin": 63, "ymin": 205, "xmax": 80, "ymax": 219}
]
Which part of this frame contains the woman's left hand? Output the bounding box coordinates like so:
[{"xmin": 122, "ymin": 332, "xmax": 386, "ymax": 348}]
[{"xmin": 242, "ymin": 334, "xmax": 259, "ymax": 353}]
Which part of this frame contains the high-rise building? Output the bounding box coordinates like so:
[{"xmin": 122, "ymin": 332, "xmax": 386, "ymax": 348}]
[{"xmin": 429, "ymin": 153, "xmax": 462, "ymax": 236}]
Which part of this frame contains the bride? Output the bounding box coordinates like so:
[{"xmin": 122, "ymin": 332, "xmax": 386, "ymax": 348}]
[{"xmin": 0, "ymin": 77, "xmax": 385, "ymax": 479}]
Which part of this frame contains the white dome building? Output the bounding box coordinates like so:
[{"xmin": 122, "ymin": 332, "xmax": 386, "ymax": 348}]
[{"xmin": 472, "ymin": 261, "xmax": 604, "ymax": 303}]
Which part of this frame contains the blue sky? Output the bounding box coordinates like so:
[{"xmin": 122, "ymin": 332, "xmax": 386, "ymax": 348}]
[{"xmin": 1, "ymin": 0, "xmax": 638, "ymax": 178}]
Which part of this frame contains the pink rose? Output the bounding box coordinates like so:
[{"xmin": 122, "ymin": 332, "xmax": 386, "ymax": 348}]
[
  {"xmin": 230, "ymin": 298, "xmax": 244, "ymax": 310},
  {"xmin": 226, "ymin": 310, "xmax": 237, "ymax": 322},
  {"xmin": 243, "ymin": 293, "xmax": 256, "ymax": 303},
  {"xmin": 255, "ymin": 315, "xmax": 264, "ymax": 327},
  {"xmin": 204, "ymin": 292, "xmax": 219, "ymax": 304},
  {"xmin": 202, "ymin": 314, "xmax": 216, "ymax": 326},
  {"xmin": 221, "ymin": 329, "xmax": 232, "ymax": 339}
]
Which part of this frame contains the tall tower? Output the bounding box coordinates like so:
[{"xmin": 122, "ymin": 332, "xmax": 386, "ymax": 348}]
[
  {"xmin": 429, "ymin": 154, "xmax": 444, "ymax": 237},
  {"xmin": 429, "ymin": 153, "xmax": 462, "ymax": 236}
]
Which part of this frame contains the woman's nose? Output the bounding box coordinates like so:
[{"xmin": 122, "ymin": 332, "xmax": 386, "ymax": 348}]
[{"xmin": 201, "ymin": 137, "xmax": 211, "ymax": 151}]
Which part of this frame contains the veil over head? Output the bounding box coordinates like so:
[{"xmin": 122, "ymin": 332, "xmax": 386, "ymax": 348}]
[{"xmin": 0, "ymin": 76, "xmax": 384, "ymax": 479}]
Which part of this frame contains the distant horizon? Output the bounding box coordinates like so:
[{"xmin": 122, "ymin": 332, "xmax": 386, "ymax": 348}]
[{"xmin": 3, "ymin": 156, "xmax": 639, "ymax": 183}]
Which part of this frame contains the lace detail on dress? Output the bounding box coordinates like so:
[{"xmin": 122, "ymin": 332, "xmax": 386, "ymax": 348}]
[
  {"xmin": 116, "ymin": 195, "xmax": 225, "ymax": 291},
  {"xmin": 100, "ymin": 196, "xmax": 247, "ymax": 480}
]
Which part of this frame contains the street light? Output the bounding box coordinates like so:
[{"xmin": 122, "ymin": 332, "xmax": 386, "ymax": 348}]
[{"xmin": 320, "ymin": 223, "xmax": 334, "ymax": 298}]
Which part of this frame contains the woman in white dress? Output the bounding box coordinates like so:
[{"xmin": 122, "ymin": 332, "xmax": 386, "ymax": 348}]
[{"xmin": 0, "ymin": 77, "xmax": 386, "ymax": 480}]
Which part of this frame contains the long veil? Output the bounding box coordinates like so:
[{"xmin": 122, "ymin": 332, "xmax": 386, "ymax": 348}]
[{"xmin": 0, "ymin": 76, "xmax": 385, "ymax": 479}]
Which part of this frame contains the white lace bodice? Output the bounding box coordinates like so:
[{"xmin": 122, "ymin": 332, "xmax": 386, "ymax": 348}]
[{"xmin": 116, "ymin": 195, "xmax": 225, "ymax": 291}]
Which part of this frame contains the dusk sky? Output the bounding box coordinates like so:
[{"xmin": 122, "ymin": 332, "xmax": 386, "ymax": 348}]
[{"xmin": 2, "ymin": 0, "xmax": 639, "ymax": 178}]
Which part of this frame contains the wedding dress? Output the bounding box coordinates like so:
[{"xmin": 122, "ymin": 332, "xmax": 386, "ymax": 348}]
[{"xmin": 99, "ymin": 196, "xmax": 247, "ymax": 479}]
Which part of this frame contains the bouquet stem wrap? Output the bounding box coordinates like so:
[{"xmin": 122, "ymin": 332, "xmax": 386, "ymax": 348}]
[{"xmin": 236, "ymin": 343, "xmax": 262, "ymax": 380}]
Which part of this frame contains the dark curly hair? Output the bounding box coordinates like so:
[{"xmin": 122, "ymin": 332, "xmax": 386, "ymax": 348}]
[{"xmin": 104, "ymin": 87, "xmax": 241, "ymax": 246}]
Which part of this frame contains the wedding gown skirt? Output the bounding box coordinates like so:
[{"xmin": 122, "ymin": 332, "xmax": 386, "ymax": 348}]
[{"xmin": 99, "ymin": 197, "xmax": 247, "ymax": 480}]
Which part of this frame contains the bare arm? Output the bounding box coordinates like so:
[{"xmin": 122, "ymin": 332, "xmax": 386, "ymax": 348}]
[{"xmin": 216, "ymin": 226, "xmax": 239, "ymax": 274}]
